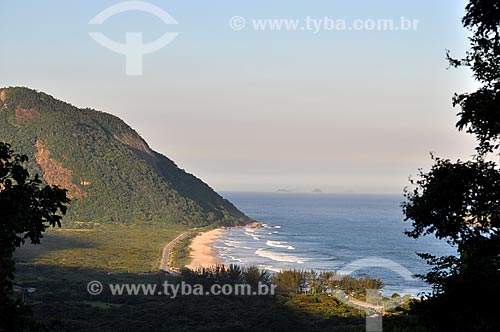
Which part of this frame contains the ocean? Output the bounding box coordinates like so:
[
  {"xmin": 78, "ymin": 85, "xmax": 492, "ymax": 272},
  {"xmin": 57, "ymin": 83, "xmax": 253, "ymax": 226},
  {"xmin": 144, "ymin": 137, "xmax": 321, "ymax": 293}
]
[{"xmin": 216, "ymin": 192, "xmax": 457, "ymax": 296}]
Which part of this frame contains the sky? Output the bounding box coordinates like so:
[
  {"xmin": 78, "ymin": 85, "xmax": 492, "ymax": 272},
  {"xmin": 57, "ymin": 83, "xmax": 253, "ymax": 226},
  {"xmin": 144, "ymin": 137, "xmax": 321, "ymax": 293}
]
[{"xmin": 0, "ymin": 0, "xmax": 478, "ymax": 193}]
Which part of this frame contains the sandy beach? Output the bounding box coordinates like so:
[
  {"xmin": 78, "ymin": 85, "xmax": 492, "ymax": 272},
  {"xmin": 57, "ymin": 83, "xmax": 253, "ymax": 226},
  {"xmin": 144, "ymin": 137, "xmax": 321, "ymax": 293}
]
[{"xmin": 185, "ymin": 228, "xmax": 225, "ymax": 270}]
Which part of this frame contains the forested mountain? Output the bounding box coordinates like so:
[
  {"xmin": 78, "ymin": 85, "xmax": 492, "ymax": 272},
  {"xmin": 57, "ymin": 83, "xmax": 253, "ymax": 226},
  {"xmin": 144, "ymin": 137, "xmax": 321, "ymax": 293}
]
[{"xmin": 0, "ymin": 87, "xmax": 248, "ymax": 226}]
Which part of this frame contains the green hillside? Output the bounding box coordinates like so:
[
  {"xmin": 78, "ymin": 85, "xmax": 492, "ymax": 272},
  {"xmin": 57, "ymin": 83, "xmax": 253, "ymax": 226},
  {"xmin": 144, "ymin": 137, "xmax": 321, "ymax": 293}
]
[{"xmin": 0, "ymin": 87, "xmax": 248, "ymax": 226}]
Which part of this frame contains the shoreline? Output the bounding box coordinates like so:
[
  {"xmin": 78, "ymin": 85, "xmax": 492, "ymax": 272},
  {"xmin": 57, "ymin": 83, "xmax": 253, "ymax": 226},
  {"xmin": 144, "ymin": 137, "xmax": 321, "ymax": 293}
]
[
  {"xmin": 184, "ymin": 221, "xmax": 261, "ymax": 270},
  {"xmin": 185, "ymin": 228, "xmax": 226, "ymax": 270}
]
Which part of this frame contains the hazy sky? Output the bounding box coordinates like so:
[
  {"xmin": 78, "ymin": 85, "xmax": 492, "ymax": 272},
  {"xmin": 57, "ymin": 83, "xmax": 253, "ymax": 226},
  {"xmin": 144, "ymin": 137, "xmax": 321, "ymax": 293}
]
[{"xmin": 0, "ymin": 0, "xmax": 478, "ymax": 193}]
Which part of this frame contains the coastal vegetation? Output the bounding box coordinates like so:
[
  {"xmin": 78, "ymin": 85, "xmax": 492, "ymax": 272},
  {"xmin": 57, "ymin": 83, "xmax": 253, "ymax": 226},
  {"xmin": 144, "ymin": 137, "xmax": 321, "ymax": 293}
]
[
  {"xmin": 15, "ymin": 223, "xmax": 185, "ymax": 273},
  {"xmin": 273, "ymin": 269, "xmax": 383, "ymax": 299},
  {"xmin": 182, "ymin": 265, "xmax": 386, "ymax": 302},
  {"xmin": 170, "ymin": 231, "xmax": 198, "ymax": 269}
]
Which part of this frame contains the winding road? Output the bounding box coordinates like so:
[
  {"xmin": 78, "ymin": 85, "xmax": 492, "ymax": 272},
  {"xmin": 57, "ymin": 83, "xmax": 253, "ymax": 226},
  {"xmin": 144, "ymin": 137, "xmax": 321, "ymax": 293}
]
[{"xmin": 159, "ymin": 232, "xmax": 189, "ymax": 272}]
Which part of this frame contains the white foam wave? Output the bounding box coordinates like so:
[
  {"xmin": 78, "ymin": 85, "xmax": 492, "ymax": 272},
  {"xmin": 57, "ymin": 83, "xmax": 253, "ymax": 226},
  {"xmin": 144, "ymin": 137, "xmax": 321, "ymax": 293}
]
[
  {"xmin": 245, "ymin": 229, "xmax": 260, "ymax": 241},
  {"xmin": 260, "ymin": 223, "xmax": 281, "ymax": 229},
  {"xmin": 266, "ymin": 240, "xmax": 295, "ymax": 250},
  {"xmin": 255, "ymin": 248, "xmax": 305, "ymax": 264},
  {"xmin": 227, "ymin": 255, "xmax": 244, "ymax": 263},
  {"xmin": 214, "ymin": 246, "xmax": 230, "ymax": 252},
  {"xmin": 223, "ymin": 240, "xmax": 241, "ymax": 248}
]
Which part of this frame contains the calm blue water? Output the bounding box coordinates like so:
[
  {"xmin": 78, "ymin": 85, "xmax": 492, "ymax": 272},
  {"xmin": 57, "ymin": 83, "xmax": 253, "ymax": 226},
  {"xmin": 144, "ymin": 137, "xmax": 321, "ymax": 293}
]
[{"xmin": 217, "ymin": 192, "xmax": 456, "ymax": 296}]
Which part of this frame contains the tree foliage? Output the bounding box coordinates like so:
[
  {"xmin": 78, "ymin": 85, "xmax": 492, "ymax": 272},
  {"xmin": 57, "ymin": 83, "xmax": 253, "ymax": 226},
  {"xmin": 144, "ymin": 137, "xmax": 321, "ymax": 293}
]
[
  {"xmin": 402, "ymin": 1, "xmax": 500, "ymax": 331},
  {"xmin": 181, "ymin": 264, "xmax": 382, "ymax": 300},
  {"xmin": 0, "ymin": 142, "xmax": 69, "ymax": 332}
]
